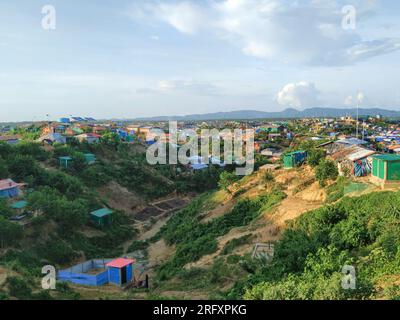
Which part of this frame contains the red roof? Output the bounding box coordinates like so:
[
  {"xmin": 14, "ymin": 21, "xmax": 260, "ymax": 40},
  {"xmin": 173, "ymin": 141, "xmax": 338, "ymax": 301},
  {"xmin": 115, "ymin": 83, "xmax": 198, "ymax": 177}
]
[
  {"xmin": 0, "ymin": 179, "xmax": 21, "ymax": 191},
  {"xmin": 106, "ymin": 258, "xmax": 135, "ymax": 269}
]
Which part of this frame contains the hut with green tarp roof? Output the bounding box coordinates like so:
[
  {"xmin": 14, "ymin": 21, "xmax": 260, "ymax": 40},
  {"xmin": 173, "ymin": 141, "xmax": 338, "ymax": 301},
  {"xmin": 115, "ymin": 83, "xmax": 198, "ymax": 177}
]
[
  {"xmin": 371, "ymin": 154, "xmax": 400, "ymax": 187},
  {"xmin": 84, "ymin": 153, "xmax": 96, "ymax": 165},
  {"xmin": 283, "ymin": 150, "xmax": 307, "ymax": 169},
  {"xmin": 90, "ymin": 208, "xmax": 113, "ymax": 227},
  {"xmin": 11, "ymin": 200, "xmax": 28, "ymax": 210},
  {"xmin": 59, "ymin": 156, "xmax": 72, "ymax": 168}
]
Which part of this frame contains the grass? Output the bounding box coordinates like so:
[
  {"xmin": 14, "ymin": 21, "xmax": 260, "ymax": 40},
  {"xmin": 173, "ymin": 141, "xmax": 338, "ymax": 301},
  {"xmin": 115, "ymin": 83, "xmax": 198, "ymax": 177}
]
[
  {"xmin": 221, "ymin": 235, "xmax": 254, "ymax": 255},
  {"xmin": 155, "ymin": 189, "xmax": 286, "ymax": 279}
]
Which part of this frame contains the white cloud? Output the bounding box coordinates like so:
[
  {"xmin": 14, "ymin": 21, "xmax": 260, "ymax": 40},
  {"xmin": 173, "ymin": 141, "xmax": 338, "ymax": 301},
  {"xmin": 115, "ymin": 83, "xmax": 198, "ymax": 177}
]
[
  {"xmin": 129, "ymin": 1, "xmax": 206, "ymax": 35},
  {"xmin": 344, "ymin": 92, "xmax": 366, "ymax": 106},
  {"xmin": 138, "ymin": 79, "xmax": 220, "ymax": 96},
  {"xmin": 129, "ymin": 0, "xmax": 400, "ymax": 66},
  {"xmin": 277, "ymin": 81, "xmax": 320, "ymax": 108},
  {"xmin": 344, "ymin": 95, "xmax": 354, "ymax": 106}
]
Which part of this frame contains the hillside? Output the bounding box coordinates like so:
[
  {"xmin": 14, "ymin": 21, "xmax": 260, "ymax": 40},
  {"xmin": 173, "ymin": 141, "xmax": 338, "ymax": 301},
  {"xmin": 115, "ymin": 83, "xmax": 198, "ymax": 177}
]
[
  {"xmin": 1, "ymin": 138, "xmax": 400, "ymax": 300},
  {"xmin": 0, "ymin": 138, "xmax": 223, "ymax": 300},
  {"xmin": 128, "ymin": 165, "xmax": 399, "ymax": 300}
]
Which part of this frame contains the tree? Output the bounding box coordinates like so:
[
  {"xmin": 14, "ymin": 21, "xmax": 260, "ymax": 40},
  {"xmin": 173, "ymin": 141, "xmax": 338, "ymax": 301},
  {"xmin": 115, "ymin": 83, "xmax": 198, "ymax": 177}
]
[
  {"xmin": 101, "ymin": 132, "xmax": 120, "ymax": 149},
  {"xmin": 307, "ymin": 148, "xmax": 326, "ymax": 167},
  {"xmin": 315, "ymin": 160, "xmax": 338, "ymax": 186},
  {"xmin": 6, "ymin": 276, "xmax": 32, "ymax": 300},
  {"xmin": 0, "ymin": 199, "xmax": 13, "ymax": 218},
  {"xmin": 0, "ymin": 216, "xmax": 23, "ymax": 248},
  {"xmin": 0, "ymin": 158, "xmax": 9, "ymax": 179},
  {"xmin": 218, "ymin": 171, "xmax": 240, "ymax": 194},
  {"xmin": 71, "ymin": 152, "xmax": 87, "ymax": 172},
  {"xmin": 7, "ymin": 154, "xmax": 38, "ymax": 181}
]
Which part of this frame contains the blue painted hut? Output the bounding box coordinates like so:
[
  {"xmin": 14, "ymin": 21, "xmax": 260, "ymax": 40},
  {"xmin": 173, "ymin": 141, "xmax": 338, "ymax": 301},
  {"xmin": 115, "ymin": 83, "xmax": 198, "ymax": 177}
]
[{"xmin": 106, "ymin": 258, "xmax": 134, "ymax": 286}]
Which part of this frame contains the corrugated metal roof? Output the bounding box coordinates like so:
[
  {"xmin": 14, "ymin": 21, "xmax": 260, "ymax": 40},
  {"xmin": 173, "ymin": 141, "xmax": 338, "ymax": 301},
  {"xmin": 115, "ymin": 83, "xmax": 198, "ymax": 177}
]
[
  {"xmin": 347, "ymin": 149, "xmax": 375, "ymax": 162},
  {"xmin": 336, "ymin": 138, "xmax": 368, "ymax": 146},
  {"xmin": 106, "ymin": 258, "xmax": 135, "ymax": 269}
]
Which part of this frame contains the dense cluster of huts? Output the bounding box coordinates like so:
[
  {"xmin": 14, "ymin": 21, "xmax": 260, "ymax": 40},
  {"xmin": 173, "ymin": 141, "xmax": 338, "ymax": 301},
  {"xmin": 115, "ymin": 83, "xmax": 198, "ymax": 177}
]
[{"xmin": 280, "ymin": 137, "xmax": 400, "ymax": 189}]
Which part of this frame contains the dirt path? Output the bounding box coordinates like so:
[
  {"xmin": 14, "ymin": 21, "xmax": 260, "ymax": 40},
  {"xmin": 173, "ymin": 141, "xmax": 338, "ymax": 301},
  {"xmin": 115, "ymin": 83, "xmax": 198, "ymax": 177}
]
[
  {"xmin": 138, "ymin": 216, "xmax": 170, "ymax": 241},
  {"xmin": 271, "ymin": 196, "xmax": 322, "ymax": 227},
  {"xmin": 147, "ymin": 239, "xmax": 175, "ymax": 270},
  {"xmin": 186, "ymin": 188, "xmax": 324, "ymax": 269}
]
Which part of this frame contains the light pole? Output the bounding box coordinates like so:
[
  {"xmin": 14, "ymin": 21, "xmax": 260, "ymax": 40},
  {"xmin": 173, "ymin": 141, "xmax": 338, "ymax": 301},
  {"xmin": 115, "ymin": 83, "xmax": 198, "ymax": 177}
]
[{"xmin": 356, "ymin": 92, "xmax": 364, "ymax": 140}]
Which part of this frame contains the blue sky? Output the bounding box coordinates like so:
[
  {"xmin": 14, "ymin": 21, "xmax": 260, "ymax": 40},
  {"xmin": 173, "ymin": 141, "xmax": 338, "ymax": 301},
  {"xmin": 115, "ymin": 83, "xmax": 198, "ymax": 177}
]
[{"xmin": 1, "ymin": 0, "xmax": 400, "ymax": 121}]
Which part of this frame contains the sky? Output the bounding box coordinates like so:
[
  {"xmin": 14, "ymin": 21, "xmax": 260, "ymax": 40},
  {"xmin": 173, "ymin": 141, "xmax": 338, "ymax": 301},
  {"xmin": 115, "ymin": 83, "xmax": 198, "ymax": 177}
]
[{"xmin": 0, "ymin": 0, "xmax": 400, "ymax": 122}]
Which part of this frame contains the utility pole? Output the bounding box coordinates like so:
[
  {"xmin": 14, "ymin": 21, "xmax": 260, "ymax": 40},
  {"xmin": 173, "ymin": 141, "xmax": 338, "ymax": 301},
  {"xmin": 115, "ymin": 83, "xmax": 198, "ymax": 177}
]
[
  {"xmin": 362, "ymin": 121, "xmax": 365, "ymax": 141},
  {"xmin": 356, "ymin": 102, "xmax": 359, "ymax": 140}
]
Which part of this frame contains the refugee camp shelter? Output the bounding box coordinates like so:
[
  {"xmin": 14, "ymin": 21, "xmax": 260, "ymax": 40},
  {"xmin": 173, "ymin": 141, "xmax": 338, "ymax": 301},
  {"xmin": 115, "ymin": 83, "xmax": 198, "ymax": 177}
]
[
  {"xmin": 331, "ymin": 146, "xmax": 375, "ymax": 177},
  {"xmin": 59, "ymin": 156, "xmax": 72, "ymax": 169},
  {"xmin": 37, "ymin": 133, "xmax": 67, "ymax": 145},
  {"xmin": 0, "ymin": 179, "xmax": 22, "ymax": 198},
  {"xmin": 283, "ymin": 150, "xmax": 307, "ymax": 169},
  {"xmin": 90, "ymin": 208, "xmax": 113, "ymax": 226},
  {"xmin": 84, "ymin": 153, "xmax": 96, "ymax": 165},
  {"xmin": 11, "ymin": 200, "xmax": 28, "ymax": 210},
  {"xmin": 9, "ymin": 200, "xmax": 30, "ymax": 227},
  {"xmin": 106, "ymin": 258, "xmax": 134, "ymax": 286},
  {"xmin": 371, "ymin": 154, "xmax": 400, "ymax": 186},
  {"xmin": 0, "ymin": 135, "xmax": 20, "ymax": 145},
  {"xmin": 318, "ymin": 138, "xmax": 368, "ymax": 155},
  {"xmin": 59, "ymin": 118, "xmax": 71, "ymax": 124},
  {"xmin": 76, "ymin": 133, "xmax": 101, "ymax": 144}
]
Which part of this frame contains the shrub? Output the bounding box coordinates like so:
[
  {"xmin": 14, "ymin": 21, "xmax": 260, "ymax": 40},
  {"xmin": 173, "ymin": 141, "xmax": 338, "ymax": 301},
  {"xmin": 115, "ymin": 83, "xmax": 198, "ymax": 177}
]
[
  {"xmin": 315, "ymin": 160, "xmax": 338, "ymax": 186},
  {"xmin": 6, "ymin": 276, "xmax": 32, "ymax": 300},
  {"xmin": 307, "ymin": 149, "xmax": 326, "ymax": 167}
]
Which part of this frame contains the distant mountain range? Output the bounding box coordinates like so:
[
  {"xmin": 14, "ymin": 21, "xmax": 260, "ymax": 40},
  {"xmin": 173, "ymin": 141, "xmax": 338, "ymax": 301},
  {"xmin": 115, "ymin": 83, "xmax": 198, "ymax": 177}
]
[{"xmin": 134, "ymin": 107, "xmax": 400, "ymax": 121}]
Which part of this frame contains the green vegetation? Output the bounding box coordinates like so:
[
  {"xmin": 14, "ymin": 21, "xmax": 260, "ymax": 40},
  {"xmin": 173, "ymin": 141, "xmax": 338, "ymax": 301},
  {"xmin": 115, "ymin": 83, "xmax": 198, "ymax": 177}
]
[
  {"xmin": 0, "ymin": 134, "xmax": 228, "ymax": 299},
  {"xmin": 155, "ymin": 190, "xmax": 286, "ymax": 280},
  {"xmin": 2, "ymin": 124, "xmax": 400, "ymax": 301},
  {"xmin": 307, "ymin": 148, "xmax": 326, "ymax": 167},
  {"xmin": 226, "ymin": 191, "xmax": 400, "ymax": 300},
  {"xmin": 221, "ymin": 235, "xmax": 253, "ymax": 255},
  {"xmin": 315, "ymin": 159, "xmax": 339, "ymax": 186},
  {"xmin": 218, "ymin": 171, "xmax": 241, "ymax": 194},
  {"xmin": 326, "ymin": 176, "xmax": 350, "ymax": 203}
]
